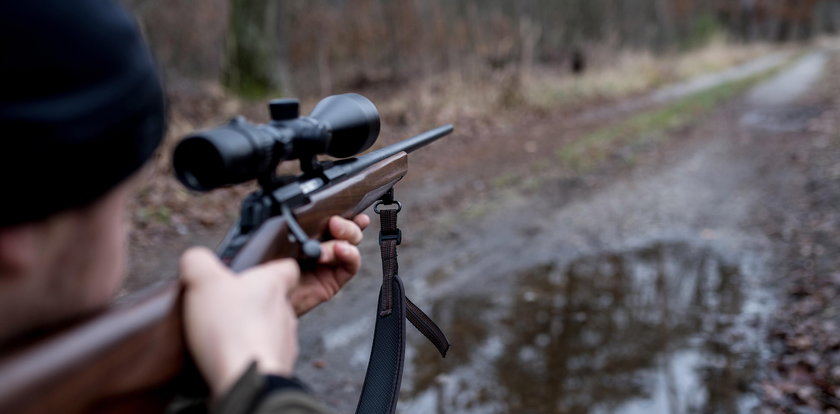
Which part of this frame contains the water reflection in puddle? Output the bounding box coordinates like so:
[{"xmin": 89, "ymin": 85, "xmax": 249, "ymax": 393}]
[{"xmin": 400, "ymin": 241, "xmax": 768, "ymax": 414}]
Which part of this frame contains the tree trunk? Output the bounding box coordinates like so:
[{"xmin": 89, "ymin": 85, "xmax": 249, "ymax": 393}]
[{"xmin": 224, "ymin": 0, "xmax": 281, "ymax": 97}]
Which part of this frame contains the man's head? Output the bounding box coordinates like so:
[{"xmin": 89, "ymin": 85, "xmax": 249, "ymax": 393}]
[
  {"xmin": 0, "ymin": 0, "xmax": 165, "ymax": 344},
  {"xmin": 0, "ymin": 178, "xmax": 134, "ymax": 343}
]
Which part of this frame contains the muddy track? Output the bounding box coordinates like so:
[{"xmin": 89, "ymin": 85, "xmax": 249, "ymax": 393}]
[{"xmin": 289, "ymin": 51, "xmax": 837, "ymax": 413}]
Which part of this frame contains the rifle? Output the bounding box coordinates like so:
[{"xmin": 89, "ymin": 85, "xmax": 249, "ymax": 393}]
[{"xmin": 0, "ymin": 94, "xmax": 453, "ymax": 413}]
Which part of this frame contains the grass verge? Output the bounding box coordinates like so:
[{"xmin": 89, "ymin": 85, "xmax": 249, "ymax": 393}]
[{"xmin": 556, "ymin": 66, "xmax": 784, "ymax": 172}]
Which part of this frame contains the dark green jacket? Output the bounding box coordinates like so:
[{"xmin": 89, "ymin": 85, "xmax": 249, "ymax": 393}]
[{"xmin": 171, "ymin": 364, "xmax": 331, "ymax": 414}]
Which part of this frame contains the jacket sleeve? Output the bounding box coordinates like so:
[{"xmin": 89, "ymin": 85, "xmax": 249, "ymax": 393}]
[{"xmin": 212, "ymin": 363, "xmax": 332, "ymax": 414}]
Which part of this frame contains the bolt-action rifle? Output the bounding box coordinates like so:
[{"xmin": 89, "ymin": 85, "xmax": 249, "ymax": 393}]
[{"xmin": 0, "ymin": 94, "xmax": 453, "ymax": 413}]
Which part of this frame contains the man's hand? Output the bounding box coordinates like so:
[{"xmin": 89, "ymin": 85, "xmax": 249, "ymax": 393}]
[
  {"xmin": 178, "ymin": 215, "xmax": 368, "ymax": 395},
  {"xmin": 291, "ymin": 214, "xmax": 370, "ymax": 315},
  {"xmin": 180, "ymin": 248, "xmax": 301, "ymax": 396}
]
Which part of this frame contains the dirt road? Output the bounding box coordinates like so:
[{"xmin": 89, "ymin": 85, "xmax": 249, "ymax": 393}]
[{"xmin": 288, "ymin": 50, "xmax": 838, "ymax": 413}]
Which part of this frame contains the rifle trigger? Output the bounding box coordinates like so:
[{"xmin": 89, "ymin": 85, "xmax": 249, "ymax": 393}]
[{"xmin": 279, "ymin": 203, "xmax": 321, "ymax": 260}]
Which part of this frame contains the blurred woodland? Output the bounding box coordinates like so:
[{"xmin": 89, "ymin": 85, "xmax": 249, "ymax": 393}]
[
  {"xmin": 125, "ymin": 0, "xmax": 840, "ymax": 99},
  {"xmin": 121, "ymin": 0, "xmax": 840, "ymax": 248}
]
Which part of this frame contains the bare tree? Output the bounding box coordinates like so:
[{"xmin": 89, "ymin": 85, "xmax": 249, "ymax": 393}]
[{"xmin": 223, "ymin": 0, "xmax": 281, "ymax": 97}]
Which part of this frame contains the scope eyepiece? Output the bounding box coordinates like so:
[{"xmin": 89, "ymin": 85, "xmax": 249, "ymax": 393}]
[{"xmin": 173, "ymin": 93, "xmax": 380, "ymax": 192}]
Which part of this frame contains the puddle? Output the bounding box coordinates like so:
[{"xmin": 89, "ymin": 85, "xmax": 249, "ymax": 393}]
[
  {"xmin": 739, "ymin": 106, "xmax": 826, "ymax": 133},
  {"xmin": 399, "ymin": 240, "xmax": 770, "ymax": 414}
]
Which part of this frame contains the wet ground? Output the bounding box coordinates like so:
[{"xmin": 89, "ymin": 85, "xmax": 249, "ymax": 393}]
[
  {"xmin": 399, "ymin": 241, "xmax": 770, "ymax": 413},
  {"xmin": 286, "ymin": 50, "xmax": 837, "ymax": 413}
]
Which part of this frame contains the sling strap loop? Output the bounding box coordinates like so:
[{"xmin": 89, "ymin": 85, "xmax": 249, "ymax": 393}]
[
  {"xmin": 406, "ymin": 298, "xmax": 450, "ymax": 358},
  {"xmin": 354, "ymin": 189, "xmax": 450, "ymax": 414}
]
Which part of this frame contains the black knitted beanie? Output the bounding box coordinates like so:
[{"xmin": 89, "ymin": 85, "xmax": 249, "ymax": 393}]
[{"xmin": 0, "ymin": 0, "xmax": 165, "ymax": 226}]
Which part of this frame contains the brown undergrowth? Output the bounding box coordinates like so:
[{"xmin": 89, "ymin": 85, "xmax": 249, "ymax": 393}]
[{"xmin": 758, "ymin": 52, "xmax": 840, "ymax": 413}]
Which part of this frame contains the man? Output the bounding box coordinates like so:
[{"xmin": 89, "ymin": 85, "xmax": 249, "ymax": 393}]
[{"xmin": 0, "ymin": 1, "xmax": 364, "ymax": 412}]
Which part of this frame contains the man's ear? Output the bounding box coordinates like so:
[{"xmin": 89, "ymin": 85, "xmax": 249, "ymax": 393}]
[{"xmin": 0, "ymin": 224, "xmax": 39, "ymax": 277}]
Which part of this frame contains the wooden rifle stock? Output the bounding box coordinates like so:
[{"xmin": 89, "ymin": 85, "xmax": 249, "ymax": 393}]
[{"xmin": 0, "ymin": 153, "xmax": 408, "ymax": 413}]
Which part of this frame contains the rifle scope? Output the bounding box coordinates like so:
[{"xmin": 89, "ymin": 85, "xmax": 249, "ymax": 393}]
[{"xmin": 173, "ymin": 93, "xmax": 380, "ymax": 191}]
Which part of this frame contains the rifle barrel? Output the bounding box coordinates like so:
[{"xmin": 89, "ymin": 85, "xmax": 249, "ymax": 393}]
[{"xmin": 339, "ymin": 124, "xmax": 453, "ymax": 175}]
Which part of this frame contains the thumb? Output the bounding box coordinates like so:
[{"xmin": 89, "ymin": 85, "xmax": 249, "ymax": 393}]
[{"xmin": 180, "ymin": 247, "xmax": 228, "ymax": 286}]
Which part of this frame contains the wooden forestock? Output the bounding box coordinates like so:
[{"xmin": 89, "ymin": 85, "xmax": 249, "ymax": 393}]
[
  {"xmin": 230, "ymin": 152, "xmax": 408, "ymax": 271},
  {"xmin": 0, "ymin": 152, "xmax": 408, "ymax": 413}
]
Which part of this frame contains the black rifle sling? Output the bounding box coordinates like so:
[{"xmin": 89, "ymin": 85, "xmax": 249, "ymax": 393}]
[{"xmin": 355, "ymin": 193, "xmax": 449, "ymax": 414}]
